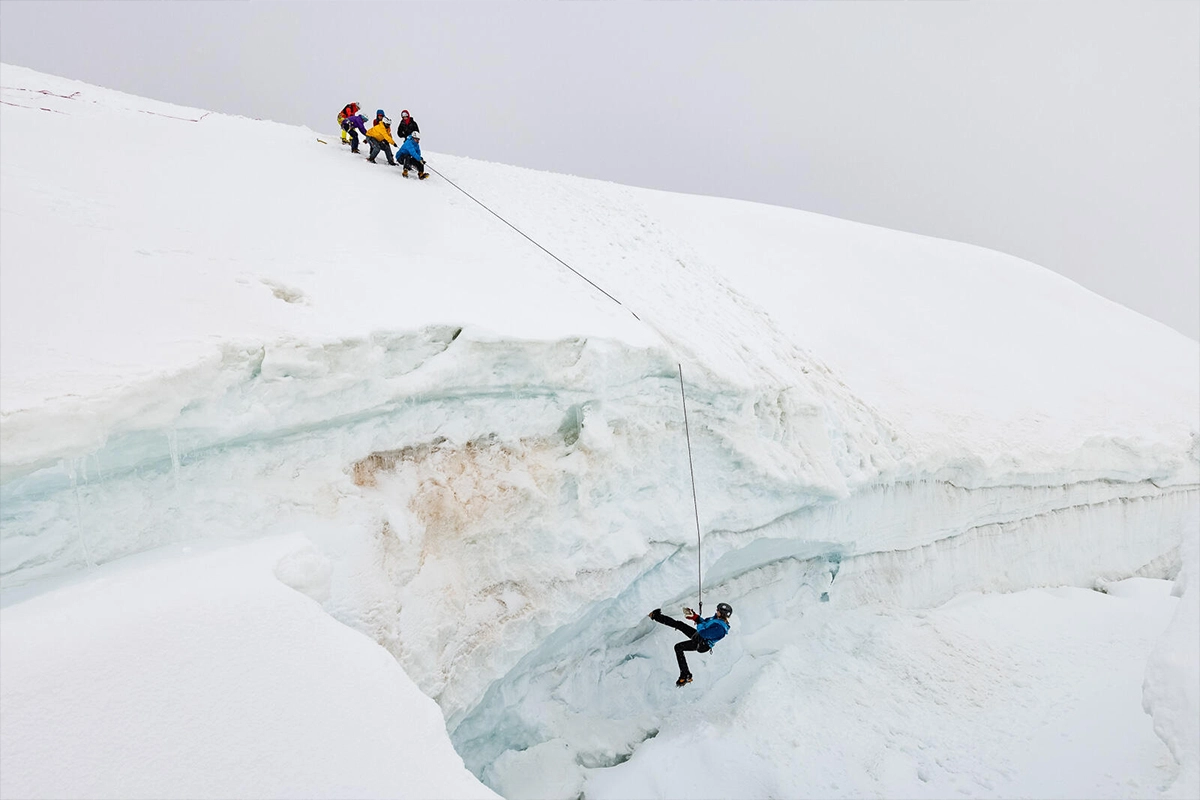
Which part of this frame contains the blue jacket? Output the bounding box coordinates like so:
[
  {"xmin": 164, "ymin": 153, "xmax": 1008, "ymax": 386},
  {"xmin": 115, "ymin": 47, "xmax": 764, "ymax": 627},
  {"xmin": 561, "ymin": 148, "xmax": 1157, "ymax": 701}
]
[
  {"xmin": 695, "ymin": 616, "xmax": 730, "ymax": 648},
  {"xmin": 398, "ymin": 137, "xmax": 423, "ymax": 161}
]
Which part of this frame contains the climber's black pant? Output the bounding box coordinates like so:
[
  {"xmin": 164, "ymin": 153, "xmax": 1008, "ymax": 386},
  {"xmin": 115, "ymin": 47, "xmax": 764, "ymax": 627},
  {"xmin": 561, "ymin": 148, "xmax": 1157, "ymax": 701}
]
[{"xmin": 652, "ymin": 612, "xmax": 710, "ymax": 675}]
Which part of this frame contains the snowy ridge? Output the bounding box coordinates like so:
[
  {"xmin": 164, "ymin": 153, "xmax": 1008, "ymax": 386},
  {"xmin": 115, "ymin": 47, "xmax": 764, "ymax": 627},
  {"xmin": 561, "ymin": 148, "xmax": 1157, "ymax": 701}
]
[{"xmin": 2, "ymin": 64, "xmax": 1198, "ymax": 798}]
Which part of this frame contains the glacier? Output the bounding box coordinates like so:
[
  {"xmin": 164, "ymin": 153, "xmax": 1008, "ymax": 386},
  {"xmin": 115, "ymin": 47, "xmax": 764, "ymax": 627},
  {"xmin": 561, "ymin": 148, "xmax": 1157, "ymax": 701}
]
[{"xmin": 1, "ymin": 63, "xmax": 1197, "ymax": 799}]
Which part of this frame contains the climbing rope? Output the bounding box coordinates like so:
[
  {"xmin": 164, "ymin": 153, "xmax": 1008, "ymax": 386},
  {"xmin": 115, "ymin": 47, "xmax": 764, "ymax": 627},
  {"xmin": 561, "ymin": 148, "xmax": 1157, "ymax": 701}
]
[
  {"xmin": 425, "ymin": 164, "xmax": 639, "ymax": 321},
  {"xmin": 678, "ymin": 364, "xmax": 704, "ymax": 616}
]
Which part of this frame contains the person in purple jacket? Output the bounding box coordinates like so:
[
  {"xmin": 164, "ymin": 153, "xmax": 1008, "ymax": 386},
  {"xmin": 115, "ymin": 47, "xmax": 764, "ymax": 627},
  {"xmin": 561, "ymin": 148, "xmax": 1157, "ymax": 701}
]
[
  {"xmin": 648, "ymin": 602, "xmax": 733, "ymax": 686},
  {"xmin": 342, "ymin": 112, "xmax": 368, "ymax": 154}
]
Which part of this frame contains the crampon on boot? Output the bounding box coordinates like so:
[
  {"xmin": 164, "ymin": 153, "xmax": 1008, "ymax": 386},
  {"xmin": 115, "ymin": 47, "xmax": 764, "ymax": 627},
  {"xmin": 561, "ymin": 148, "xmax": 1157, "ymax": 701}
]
[{"xmin": 675, "ymin": 674, "xmax": 693, "ymax": 687}]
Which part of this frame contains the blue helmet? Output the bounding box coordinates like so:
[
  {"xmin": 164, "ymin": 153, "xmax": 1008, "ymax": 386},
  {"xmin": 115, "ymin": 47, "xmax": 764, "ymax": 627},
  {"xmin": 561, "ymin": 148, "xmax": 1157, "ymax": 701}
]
[{"xmin": 376, "ymin": 109, "xmax": 385, "ymax": 117}]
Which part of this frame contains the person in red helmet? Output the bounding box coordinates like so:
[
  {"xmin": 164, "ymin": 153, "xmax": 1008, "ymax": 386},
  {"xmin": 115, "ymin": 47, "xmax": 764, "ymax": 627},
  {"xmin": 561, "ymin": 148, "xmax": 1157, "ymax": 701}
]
[
  {"xmin": 395, "ymin": 109, "xmax": 419, "ymax": 141},
  {"xmin": 337, "ymin": 102, "xmax": 360, "ymax": 145}
]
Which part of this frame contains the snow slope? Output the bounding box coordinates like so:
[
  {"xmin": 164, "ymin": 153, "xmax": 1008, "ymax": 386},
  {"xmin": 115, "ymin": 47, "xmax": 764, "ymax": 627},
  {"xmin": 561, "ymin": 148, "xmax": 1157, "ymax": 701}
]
[
  {"xmin": 2, "ymin": 64, "xmax": 1197, "ymax": 797},
  {"xmin": 0, "ymin": 536, "xmax": 497, "ymax": 800}
]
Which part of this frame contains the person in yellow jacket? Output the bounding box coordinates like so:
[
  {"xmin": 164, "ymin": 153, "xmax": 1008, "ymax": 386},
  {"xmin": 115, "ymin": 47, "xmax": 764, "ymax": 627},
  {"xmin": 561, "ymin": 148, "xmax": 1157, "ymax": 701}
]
[{"xmin": 363, "ymin": 112, "xmax": 398, "ymax": 166}]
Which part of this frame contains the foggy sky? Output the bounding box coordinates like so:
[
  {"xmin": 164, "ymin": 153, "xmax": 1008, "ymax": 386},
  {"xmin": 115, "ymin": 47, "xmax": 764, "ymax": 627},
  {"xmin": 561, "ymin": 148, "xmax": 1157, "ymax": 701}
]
[{"xmin": 2, "ymin": 0, "xmax": 1197, "ymax": 340}]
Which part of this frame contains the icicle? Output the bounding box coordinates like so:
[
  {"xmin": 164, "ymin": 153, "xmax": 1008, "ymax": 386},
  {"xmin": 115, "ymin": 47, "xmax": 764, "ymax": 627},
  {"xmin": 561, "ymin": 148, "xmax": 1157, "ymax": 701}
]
[
  {"xmin": 62, "ymin": 457, "xmax": 93, "ymax": 567},
  {"xmin": 166, "ymin": 428, "xmax": 181, "ymax": 486},
  {"xmin": 91, "ymin": 449, "xmax": 106, "ymax": 483}
]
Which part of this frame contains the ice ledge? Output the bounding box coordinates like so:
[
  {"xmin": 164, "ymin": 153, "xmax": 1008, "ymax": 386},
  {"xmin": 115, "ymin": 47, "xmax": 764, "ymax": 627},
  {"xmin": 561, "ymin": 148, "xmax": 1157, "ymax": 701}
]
[{"xmin": 827, "ymin": 486, "xmax": 1196, "ymax": 608}]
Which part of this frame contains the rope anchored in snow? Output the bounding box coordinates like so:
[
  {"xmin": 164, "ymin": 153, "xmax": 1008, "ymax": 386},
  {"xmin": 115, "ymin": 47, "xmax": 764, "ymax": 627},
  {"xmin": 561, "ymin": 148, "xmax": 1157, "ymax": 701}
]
[
  {"xmin": 426, "ymin": 164, "xmax": 707, "ymax": 613},
  {"xmin": 425, "ymin": 164, "xmax": 640, "ymax": 321}
]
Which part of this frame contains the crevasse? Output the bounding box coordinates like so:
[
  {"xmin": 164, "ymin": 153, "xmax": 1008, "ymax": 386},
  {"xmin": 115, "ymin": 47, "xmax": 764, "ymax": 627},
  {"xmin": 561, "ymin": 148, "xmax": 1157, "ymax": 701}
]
[{"xmin": 1, "ymin": 333, "xmax": 1193, "ymax": 794}]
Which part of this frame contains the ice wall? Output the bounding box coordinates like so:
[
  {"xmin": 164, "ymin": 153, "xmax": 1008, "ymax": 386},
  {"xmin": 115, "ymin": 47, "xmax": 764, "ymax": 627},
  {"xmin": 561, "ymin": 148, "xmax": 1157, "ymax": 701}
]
[
  {"xmin": 4, "ymin": 325, "xmax": 1192, "ymax": 722},
  {"xmin": 0, "ymin": 328, "xmax": 881, "ymax": 586}
]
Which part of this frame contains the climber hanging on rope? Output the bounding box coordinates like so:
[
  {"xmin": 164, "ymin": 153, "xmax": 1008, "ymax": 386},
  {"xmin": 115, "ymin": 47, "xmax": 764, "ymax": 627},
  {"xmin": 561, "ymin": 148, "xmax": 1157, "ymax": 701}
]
[
  {"xmin": 648, "ymin": 603, "xmax": 732, "ymax": 687},
  {"xmin": 646, "ymin": 366, "xmax": 731, "ymax": 687}
]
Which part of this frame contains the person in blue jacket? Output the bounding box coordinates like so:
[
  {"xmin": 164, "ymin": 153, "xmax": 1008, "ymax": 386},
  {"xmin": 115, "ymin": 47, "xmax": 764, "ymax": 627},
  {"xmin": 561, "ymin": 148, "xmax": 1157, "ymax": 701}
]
[
  {"xmin": 397, "ymin": 130, "xmax": 427, "ymax": 179},
  {"xmin": 648, "ymin": 602, "xmax": 732, "ymax": 686}
]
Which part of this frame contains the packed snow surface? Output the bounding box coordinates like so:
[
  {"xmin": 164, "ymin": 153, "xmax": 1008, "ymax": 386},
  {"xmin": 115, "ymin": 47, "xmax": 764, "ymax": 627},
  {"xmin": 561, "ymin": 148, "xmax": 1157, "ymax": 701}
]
[
  {"xmin": 0, "ymin": 536, "xmax": 498, "ymax": 800},
  {"xmin": 1, "ymin": 64, "xmax": 1198, "ymax": 798}
]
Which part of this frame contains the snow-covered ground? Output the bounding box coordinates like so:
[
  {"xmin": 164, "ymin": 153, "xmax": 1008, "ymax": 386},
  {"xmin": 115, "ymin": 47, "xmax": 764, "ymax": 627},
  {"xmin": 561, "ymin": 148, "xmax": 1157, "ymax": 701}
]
[
  {"xmin": 0, "ymin": 536, "xmax": 497, "ymax": 800},
  {"xmin": 1, "ymin": 63, "xmax": 1197, "ymax": 798}
]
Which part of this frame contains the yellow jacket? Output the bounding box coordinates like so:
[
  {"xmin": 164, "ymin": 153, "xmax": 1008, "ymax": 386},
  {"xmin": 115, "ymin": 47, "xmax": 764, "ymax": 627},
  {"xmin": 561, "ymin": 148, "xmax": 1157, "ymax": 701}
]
[{"xmin": 364, "ymin": 122, "xmax": 396, "ymax": 146}]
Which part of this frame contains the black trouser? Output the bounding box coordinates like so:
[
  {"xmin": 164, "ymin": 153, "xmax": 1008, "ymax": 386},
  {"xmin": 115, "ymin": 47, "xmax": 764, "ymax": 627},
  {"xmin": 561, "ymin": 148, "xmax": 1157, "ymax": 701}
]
[
  {"xmin": 367, "ymin": 137, "xmax": 394, "ymax": 165},
  {"xmin": 348, "ymin": 128, "xmax": 360, "ymax": 152},
  {"xmin": 399, "ymin": 154, "xmax": 425, "ymax": 174},
  {"xmin": 652, "ymin": 612, "xmax": 709, "ymax": 675}
]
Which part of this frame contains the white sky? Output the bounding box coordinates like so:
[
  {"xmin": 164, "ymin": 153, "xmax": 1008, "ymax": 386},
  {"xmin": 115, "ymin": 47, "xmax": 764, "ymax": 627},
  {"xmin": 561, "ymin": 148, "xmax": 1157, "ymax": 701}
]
[{"xmin": 2, "ymin": 0, "xmax": 1197, "ymax": 340}]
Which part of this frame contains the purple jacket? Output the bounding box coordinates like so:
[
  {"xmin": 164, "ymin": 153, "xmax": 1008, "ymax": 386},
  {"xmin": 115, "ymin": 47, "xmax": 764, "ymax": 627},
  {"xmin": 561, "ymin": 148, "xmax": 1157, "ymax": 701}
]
[{"xmin": 345, "ymin": 114, "xmax": 367, "ymax": 134}]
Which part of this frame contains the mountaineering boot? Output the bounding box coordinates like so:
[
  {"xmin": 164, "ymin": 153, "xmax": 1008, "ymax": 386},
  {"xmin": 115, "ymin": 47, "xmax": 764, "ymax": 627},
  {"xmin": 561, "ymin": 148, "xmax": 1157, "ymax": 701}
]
[
  {"xmin": 648, "ymin": 608, "xmax": 662, "ymax": 620},
  {"xmin": 676, "ymin": 674, "xmax": 693, "ymax": 687},
  {"xmin": 402, "ymin": 168, "xmax": 409, "ymax": 177},
  {"xmin": 367, "ymin": 157, "xmax": 376, "ymax": 163},
  {"xmin": 418, "ymin": 172, "xmax": 428, "ymax": 180}
]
